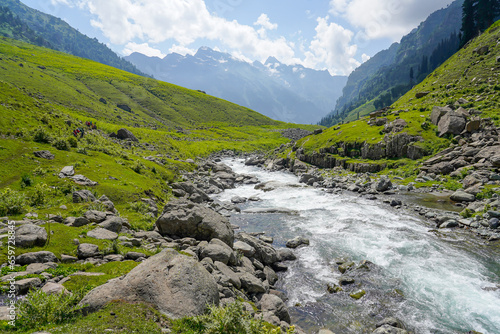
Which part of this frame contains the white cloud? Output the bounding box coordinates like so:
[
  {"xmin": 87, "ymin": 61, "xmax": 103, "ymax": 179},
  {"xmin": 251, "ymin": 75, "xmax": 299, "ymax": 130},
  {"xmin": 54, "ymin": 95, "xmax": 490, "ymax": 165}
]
[
  {"xmin": 79, "ymin": 0, "xmax": 296, "ymax": 65},
  {"xmin": 123, "ymin": 42, "xmax": 166, "ymax": 58},
  {"xmin": 361, "ymin": 53, "xmax": 371, "ymax": 62},
  {"xmin": 329, "ymin": 0, "xmax": 454, "ymax": 41},
  {"xmin": 254, "ymin": 14, "xmax": 278, "ymax": 31},
  {"xmin": 304, "ymin": 17, "xmax": 360, "ymax": 75},
  {"xmin": 168, "ymin": 44, "xmax": 196, "ymax": 56},
  {"xmin": 51, "ymin": 0, "xmax": 71, "ymax": 5}
]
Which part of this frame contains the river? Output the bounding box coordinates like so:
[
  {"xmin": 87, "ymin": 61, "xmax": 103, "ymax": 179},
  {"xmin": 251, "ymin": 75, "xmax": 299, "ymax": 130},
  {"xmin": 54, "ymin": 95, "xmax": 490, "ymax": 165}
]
[{"xmin": 213, "ymin": 159, "xmax": 500, "ymax": 334}]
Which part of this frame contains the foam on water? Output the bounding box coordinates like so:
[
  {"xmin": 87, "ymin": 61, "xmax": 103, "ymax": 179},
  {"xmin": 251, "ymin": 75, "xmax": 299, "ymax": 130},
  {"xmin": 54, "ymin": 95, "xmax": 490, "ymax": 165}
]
[{"xmin": 215, "ymin": 159, "xmax": 500, "ymax": 333}]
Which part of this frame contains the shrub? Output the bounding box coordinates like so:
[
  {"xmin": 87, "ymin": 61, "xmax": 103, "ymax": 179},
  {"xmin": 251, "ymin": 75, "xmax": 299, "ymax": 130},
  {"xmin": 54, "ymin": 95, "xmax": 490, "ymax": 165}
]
[
  {"xmin": 68, "ymin": 136, "xmax": 78, "ymax": 148},
  {"xmin": 28, "ymin": 183, "xmax": 53, "ymax": 206},
  {"xmin": 33, "ymin": 166, "xmax": 50, "ymax": 176},
  {"xmin": 52, "ymin": 138, "xmax": 70, "ymax": 151},
  {"xmin": 0, "ymin": 188, "xmax": 26, "ymax": 216},
  {"xmin": 131, "ymin": 161, "xmax": 145, "ymax": 174},
  {"xmin": 20, "ymin": 173, "xmax": 33, "ymax": 188},
  {"xmin": 127, "ymin": 201, "xmax": 150, "ymax": 214},
  {"xmin": 171, "ymin": 301, "xmax": 293, "ymax": 334},
  {"xmin": 32, "ymin": 127, "xmax": 52, "ymax": 143},
  {"xmin": 15, "ymin": 289, "xmax": 87, "ymax": 330}
]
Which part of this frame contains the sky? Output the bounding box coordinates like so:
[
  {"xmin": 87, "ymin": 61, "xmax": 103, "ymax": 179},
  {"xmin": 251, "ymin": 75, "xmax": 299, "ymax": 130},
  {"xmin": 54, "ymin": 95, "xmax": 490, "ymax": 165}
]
[{"xmin": 22, "ymin": 0, "xmax": 456, "ymax": 76}]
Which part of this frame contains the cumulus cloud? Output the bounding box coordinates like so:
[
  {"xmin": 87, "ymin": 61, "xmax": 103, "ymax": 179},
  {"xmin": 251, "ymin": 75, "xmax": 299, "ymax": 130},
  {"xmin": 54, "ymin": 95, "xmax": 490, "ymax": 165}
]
[
  {"xmin": 78, "ymin": 0, "xmax": 296, "ymax": 65},
  {"xmin": 51, "ymin": 0, "xmax": 71, "ymax": 5},
  {"xmin": 304, "ymin": 17, "xmax": 360, "ymax": 75},
  {"xmin": 254, "ymin": 14, "xmax": 278, "ymax": 30},
  {"xmin": 329, "ymin": 0, "xmax": 454, "ymax": 41},
  {"xmin": 123, "ymin": 42, "xmax": 166, "ymax": 58}
]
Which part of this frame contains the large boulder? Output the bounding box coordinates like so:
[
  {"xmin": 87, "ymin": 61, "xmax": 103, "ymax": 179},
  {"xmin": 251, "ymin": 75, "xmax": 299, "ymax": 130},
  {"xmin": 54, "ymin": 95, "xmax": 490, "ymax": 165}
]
[
  {"xmin": 15, "ymin": 224, "xmax": 47, "ymax": 247},
  {"xmin": 98, "ymin": 217, "xmax": 124, "ymax": 233},
  {"xmin": 33, "ymin": 150, "xmax": 54, "ymax": 160},
  {"xmin": 79, "ymin": 249, "xmax": 219, "ymax": 318},
  {"xmin": 237, "ymin": 233, "xmax": 279, "ymax": 265},
  {"xmin": 199, "ymin": 238, "xmax": 236, "ymax": 265},
  {"xmin": 77, "ymin": 243, "xmax": 101, "ymax": 259},
  {"xmin": 450, "ymin": 190, "xmax": 475, "ymax": 202},
  {"xmin": 72, "ymin": 190, "xmax": 96, "ymax": 203},
  {"xmin": 87, "ymin": 228, "xmax": 118, "ymax": 240},
  {"xmin": 260, "ymin": 294, "xmax": 291, "ymax": 323},
  {"xmin": 437, "ymin": 112, "xmax": 466, "ymax": 136},
  {"xmin": 16, "ymin": 251, "xmax": 57, "ymax": 265},
  {"xmin": 171, "ymin": 182, "xmax": 210, "ymax": 203},
  {"xmin": 373, "ymin": 177, "xmax": 392, "ymax": 192},
  {"xmin": 156, "ymin": 199, "xmax": 234, "ymax": 246},
  {"xmin": 430, "ymin": 106, "xmax": 452, "ymax": 125},
  {"xmin": 116, "ymin": 128, "xmax": 138, "ymax": 142}
]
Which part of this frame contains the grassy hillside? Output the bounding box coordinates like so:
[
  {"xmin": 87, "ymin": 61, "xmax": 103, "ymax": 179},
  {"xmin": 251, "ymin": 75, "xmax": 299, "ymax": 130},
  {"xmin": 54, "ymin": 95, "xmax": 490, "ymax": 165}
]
[
  {"xmin": 0, "ymin": 36, "xmax": 316, "ymax": 220},
  {"xmin": 293, "ymin": 20, "xmax": 500, "ymax": 164}
]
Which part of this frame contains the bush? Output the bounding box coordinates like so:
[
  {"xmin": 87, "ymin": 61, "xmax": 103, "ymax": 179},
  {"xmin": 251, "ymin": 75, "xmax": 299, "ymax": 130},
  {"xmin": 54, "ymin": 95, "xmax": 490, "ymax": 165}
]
[
  {"xmin": 127, "ymin": 201, "xmax": 150, "ymax": 214},
  {"xmin": 171, "ymin": 302, "xmax": 293, "ymax": 334},
  {"xmin": 131, "ymin": 161, "xmax": 145, "ymax": 174},
  {"xmin": 52, "ymin": 138, "xmax": 70, "ymax": 151},
  {"xmin": 32, "ymin": 127, "xmax": 52, "ymax": 143},
  {"xmin": 20, "ymin": 173, "xmax": 33, "ymax": 188},
  {"xmin": 0, "ymin": 188, "xmax": 26, "ymax": 216},
  {"xmin": 15, "ymin": 289, "xmax": 87, "ymax": 330},
  {"xmin": 68, "ymin": 136, "xmax": 78, "ymax": 148},
  {"xmin": 28, "ymin": 183, "xmax": 53, "ymax": 206}
]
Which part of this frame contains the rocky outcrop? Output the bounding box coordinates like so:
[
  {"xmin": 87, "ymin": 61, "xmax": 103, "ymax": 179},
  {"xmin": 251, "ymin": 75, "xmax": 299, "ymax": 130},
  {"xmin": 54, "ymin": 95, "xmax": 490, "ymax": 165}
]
[
  {"xmin": 80, "ymin": 249, "xmax": 219, "ymax": 319},
  {"xmin": 33, "ymin": 150, "xmax": 54, "ymax": 160},
  {"xmin": 438, "ymin": 111, "xmax": 466, "ymax": 136},
  {"xmin": 116, "ymin": 128, "xmax": 138, "ymax": 142},
  {"xmin": 155, "ymin": 199, "xmax": 234, "ymax": 246}
]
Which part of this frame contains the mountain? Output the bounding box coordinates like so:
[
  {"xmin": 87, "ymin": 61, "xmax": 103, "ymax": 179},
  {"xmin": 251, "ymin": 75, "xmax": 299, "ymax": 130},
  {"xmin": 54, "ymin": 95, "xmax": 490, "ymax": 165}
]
[
  {"xmin": 125, "ymin": 47, "xmax": 347, "ymax": 124},
  {"xmin": 320, "ymin": 0, "xmax": 464, "ymax": 126},
  {"xmin": 0, "ymin": 0, "xmax": 145, "ymax": 76}
]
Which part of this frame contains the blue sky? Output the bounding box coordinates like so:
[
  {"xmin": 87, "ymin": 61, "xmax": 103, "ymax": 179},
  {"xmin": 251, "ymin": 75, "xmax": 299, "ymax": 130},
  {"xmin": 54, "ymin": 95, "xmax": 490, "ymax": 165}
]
[{"xmin": 22, "ymin": 0, "xmax": 456, "ymax": 76}]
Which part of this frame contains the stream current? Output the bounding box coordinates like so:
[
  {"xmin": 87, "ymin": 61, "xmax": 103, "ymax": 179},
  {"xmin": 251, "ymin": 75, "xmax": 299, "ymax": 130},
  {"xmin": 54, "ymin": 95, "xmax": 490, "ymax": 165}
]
[{"xmin": 213, "ymin": 159, "xmax": 500, "ymax": 334}]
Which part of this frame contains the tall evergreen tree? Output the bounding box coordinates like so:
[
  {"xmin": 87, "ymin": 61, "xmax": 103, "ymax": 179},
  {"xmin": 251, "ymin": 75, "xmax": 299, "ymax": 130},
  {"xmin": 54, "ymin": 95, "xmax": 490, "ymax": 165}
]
[
  {"xmin": 476, "ymin": 0, "xmax": 499, "ymax": 31},
  {"xmin": 460, "ymin": 0, "xmax": 477, "ymax": 47}
]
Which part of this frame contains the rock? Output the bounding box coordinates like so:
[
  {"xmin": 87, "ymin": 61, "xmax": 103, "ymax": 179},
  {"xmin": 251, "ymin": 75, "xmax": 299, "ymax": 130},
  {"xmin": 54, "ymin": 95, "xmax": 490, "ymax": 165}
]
[
  {"xmin": 373, "ymin": 325, "xmax": 408, "ymax": 334},
  {"xmin": 87, "ymin": 228, "xmax": 118, "ymax": 240},
  {"xmin": 260, "ymin": 294, "xmax": 291, "ymax": 323},
  {"xmin": 431, "ymin": 106, "xmax": 452, "ymax": 125},
  {"xmin": 61, "ymin": 254, "xmax": 78, "ymax": 263},
  {"xmin": 466, "ymin": 120, "xmax": 481, "ymax": 133},
  {"xmin": 98, "ymin": 217, "xmax": 124, "ymax": 233},
  {"xmin": 72, "ymin": 190, "xmax": 96, "ymax": 203},
  {"xmin": 233, "ymin": 241, "xmax": 256, "ymax": 257},
  {"xmin": 373, "ymin": 177, "xmax": 392, "ymax": 192},
  {"xmin": 376, "ymin": 317, "xmax": 405, "ymax": 329},
  {"xmin": 199, "ymin": 239, "xmax": 234, "ymax": 265},
  {"xmin": 318, "ymin": 330, "xmax": 335, "ymax": 334},
  {"xmin": 450, "ymin": 190, "xmax": 476, "ymax": 202},
  {"xmin": 116, "ymin": 128, "xmax": 138, "ymax": 142},
  {"xmin": 264, "ymin": 266, "xmax": 278, "ymax": 285},
  {"xmin": 489, "ymin": 218, "xmax": 500, "ymax": 229},
  {"xmin": 73, "ymin": 217, "xmax": 91, "ymax": 227},
  {"xmin": 415, "ymin": 91, "xmax": 430, "ymax": 98},
  {"xmin": 104, "ymin": 254, "xmax": 124, "ymax": 262},
  {"xmin": 15, "ymin": 277, "xmax": 42, "ymax": 294},
  {"xmin": 349, "ymin": 289, "xmax": 366, "ymax": 299},
  {"xmin": 41, "ymin": 282, "xmax": 70, "ymax": 295},
  {"xmin": 84, "ymin": 210, "xmax": 108, "ymax": 223},
  {"xmin": 15, "ymin": 224, "xmax": 47, "ymax": 247},
  {"xmin": 438, "ymin": 112, "xmax": 466, "ymax": 136},
  {"xmin": 117, "ymin": 104, "xmax": 132, "ymax": 112},
  {"xmin": 338, "ymin": 261, "xmax": 355, "ymax": 274},
  {"xmin": 231, "ymin": 196, "xmax": 246, "ymax": 204},
  {"xmin": 238, "ymin": 271, "xmax": 266, "ymax": 294},
  {"xmin": 171, "ymin": 182, "xmax": 210, "ymax": 202},
  {"xmin": 440, "ymin": 220, "xmax": 459, "ymax": 229},
  {"xmin": 80, "ymin": 249, "xmax": 219, "ymax": 318},
  {"xmin": 26, "ymin": 262, "xmax": 57, "ymax": 274},
  {"xmin": 77, "ymin": 243, "xmax": 101, "ymax": 259},
  {"xmin": 71, "ymin": 175, "xmax": 98, "ymax": 186},
  {"xmin": 285, "ymin": 236, "xmax": 310, "ymax": 249},
  {"xmin": 491, "ymin": 155, "xmax": 500, "ymax": 167},
  {"xmin": 59, "ymin": 166, "xmax": 75, "ymax": 178},
  {"xmin": 156, "ymin": 199, "xmax": 234, "ymax": 246},
  {"xmin": 16, "ymin": 251, "xmax": 57, "ymax": 265},
  {"xmin": 260, "ymin": 236, "xmax": 273, "ymax": 244},
  {"xmin": 33, "ymin": 150, "xmax": 54, "ymax": 160},
  {"xmin": 214, "ymin": 261, "xmax": 241, "ymax": 289},
  {"xmin": 237, "ymin": 233, "xmax": 279, "ymax": 265},
  {"xmin": 134, "ymin": 231, "xmax": 163, "ymax": 240},
  {"xmin": 125, "ymin": 252, "xmax": 147, "ymax": 261},
  {"xmin": 475, "ymin": 46, "xmax": 489, "ymax": 55},
  {"xmin": 339, "ymin": 276, "xmax": 355, "ymax": 285},
  {"xmin": 99, "ymin": 97, "xmax": 107, "ymax": 104},
  {"xmin": 278, "ymin": 248, "xmax": 297, "ymax": 261}
]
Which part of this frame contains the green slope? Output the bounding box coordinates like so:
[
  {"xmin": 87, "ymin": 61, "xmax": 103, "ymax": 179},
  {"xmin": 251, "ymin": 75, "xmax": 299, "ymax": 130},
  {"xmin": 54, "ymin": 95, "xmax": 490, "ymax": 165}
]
[
  {"xmin": 294, "ymin": 20, "xmax": 500, "ymax": 162},
  {"xmin": 0, "ymin": 0, "xmax": 145, "ymax": 76}
]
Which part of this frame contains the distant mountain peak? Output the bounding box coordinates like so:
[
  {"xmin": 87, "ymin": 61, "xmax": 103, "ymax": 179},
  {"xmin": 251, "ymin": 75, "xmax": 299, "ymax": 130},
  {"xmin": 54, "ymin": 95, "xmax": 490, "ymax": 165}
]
[{"xmin": 265, "ymin": 56, "xmax": 281, "ymax": 65}]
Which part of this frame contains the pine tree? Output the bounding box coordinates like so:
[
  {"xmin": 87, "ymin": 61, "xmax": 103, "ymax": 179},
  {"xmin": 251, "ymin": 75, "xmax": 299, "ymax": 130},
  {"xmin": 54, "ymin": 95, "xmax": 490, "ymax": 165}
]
[
  {"xmin": 476, "ymin": 0, "xmax": 498, "ymax": 31},
  {"xmin": 460, "ymin": 0, "xmax": 477, "ymax": 47},
  {"xmin": 409, "ymin": 67, "xmax": 414, "ymax": 85}
]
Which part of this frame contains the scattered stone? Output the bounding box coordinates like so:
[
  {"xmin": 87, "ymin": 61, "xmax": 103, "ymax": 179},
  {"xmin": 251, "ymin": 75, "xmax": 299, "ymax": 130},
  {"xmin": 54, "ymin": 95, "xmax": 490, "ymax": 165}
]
[
  {"xmin": 59, "ymin": 166, "xmax": 75, "ymax": 178},
  {"xmin": 349, "ymin": 289, "xmax": 366, "ymax": 300},
  {"xmin": 237, "ymin": 233, "xmax": 279, "ymax": 265},
  {"xmin": 450, "ymin": 190, "xmax": 476, "ymax": 202},
  {"xmin": 98, "ymin": 217, "xmax": 124, "ymax": 233},
  {"xmin": 338, "ymin": 261, "xmax": 355, "ymax": 274},
  {"xmin": 278, "ymin": 248, "xmax": 297, "ymax": 261},
  {"xmin": 61, "ymin": 254, "xmax": 78, "ymax": 263},
  {"xmin": 373, "ymin": 325, "xmax": 408, "ymax": 334},
  {"xmin": 42, "ymin": 282, "xmax": 70, "ymax": 295},
  {"xmin": 415, "ymin": 91, "xmax": 430, "ymax": 98},
  {"xmin": 15, "ymin": 277, "xmax": 42, "ymax": 294},
  {"xmin": 33, "ymin": 150, "xmax": 54, "ymax": 160},
  {"xmin": 72, "ymin": 190, "xmax": 96, "ymax": 203},
  {"xmin": 238, "ymin": 271, "xmax": 266, "ymax": 294},
  {"xmin": 80, "ymin": 249, "xmax": 219, "ymax": 319},
  {"xmin": 26, "ymin": 262, "xmax": 57, "ymax": 274},
  {"xmin": 233, "ymin": 241, "xmax": 256, "ymax": 257},
  {"xmin": 15, "ymin": 224, "xmax": 47, "ymax": 247},
  {"xmin": 437, "ymin": 112, "xmax": 466, "ymax": 136},
  {"xmin": 260, "ymin": 294, "xmax": 291, "ymax": 323},
  {"xmin": 72, "ymin": 217, "xmax": 91, "ymax": 227},
  {"xmin": 16, "ymin": 251, "xmax": 57, "ymax": 265},
  {"xmin": 116, "ymin": 128, "xmax": 138, "ymax": 142},
  {"xmin": 339, "ymin": 276, "xmax": 355, "ymax": 285},
  {"xmin": 72, "ymin": 174, "xmax": 98, "ymax": 186},
  {"xmin": 125, "ymin": 252, "xmax": 147, "ymax": 261},
  {"xmin": 231, "ymin": 196, "xmax": 246, "ymax": 204},
  {"xmin": 87, "ymin": 228, "xmax": 118, "ymax": 240},
  {"xmin": 285, "ymin": 236, "xmax": 310, "ymax": 249},
  {"xmin": 77, "ymin": 243, "xmax": 101, "ymax": 259}
]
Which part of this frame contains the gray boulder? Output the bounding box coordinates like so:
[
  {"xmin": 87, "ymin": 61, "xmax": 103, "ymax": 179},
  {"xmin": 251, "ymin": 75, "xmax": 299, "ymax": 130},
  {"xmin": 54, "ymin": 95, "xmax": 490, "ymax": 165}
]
[
  {"xmin": 238, "ymin": 271, "xmax": 266, "ymax": 294},
  {"xmin": 116, "ymin": 128, "xmax": 138, "ymax": 142},
  {"xmin": 73, "ymin": 190, "xmax": 96, "ymax": 203},
  {"xmin": 77, "ymin": 243, "xmax": 101, "ymax": 259},
  {"xmin": 373, "ymin": 325, "xmax": 408, "ymax": 334},
  {"xmin": 80, "ymin": 249, "xmax": 219, "ymax": 319},
  {"xmin": 285, "ymin": 236, "xmax": 310, "ymax": 249},
  {"xmin": 199, "ymin": 239, "xmax": 235, "ymax": 265},
  {"xmin": 41, "ymin": 282, "xmax": 70, "ymax": 295},
  {"xmin": 233, "ymin": 241, "xmax": 256, "ymax": 257},
  {"xmin": 87, "ymin": 228, "xmax": 118, "ymax": 240},
  {"xmin": 237, "ymin": 233, "xmax": 279, "ymax": 265},
  {"xmin": 450, "ymin": 190, "xmax": 476, "ymax": 202},
  {"xmin": 15, "ymin": 224, "xmax": 47, "ymax": 247},
  {"xmin": 15, "ymin": 277, "xmax": 42, "ymax": 294},
  {"xmin": 278, "ymin": 248, "xmax": 297, "ymax": 261},
  {"xmin": 59, "ymin": 166, "xmax": 75, "ymax": 178},
  {"xmin": 260, "ymin": 294, "xmax": 291, "ymax": 323},
  {"xmin": 437, "ymin": 112, "xmax": 466, "ymax": 136},
  {"xmin": 84, "ymin": 210, "xmax": 108, "ymax": 223},
  {"xmin": 373, "ymin": 177, "xmax": 392, "ymax": 192},
  {"xmin": 98, "ymin": 217, "xmax": 124, "ymax": 233},
  {"xmin": 214, "ymin": 261, "xmax": 241, "ymax": 289},
  {"xmin": 170, "ymin": 182, "xmax": 210, "ymax": 203},
  {"xmin": 430, "ymin": 106, "xmax": 452, "ymax": 125},
  {"xmin": 156, "ymin": 199, "xmax": 234, "ymax": 246},
  {"xmin": 16, "ymin": 251, "xmax": 57, "ymax": 265},
  {"xmin": 33, "ymin": 150, "xmax": 54, "ymax": 160},
  {"xmin": 73, "ymin": 217, "xmax": 90, "ymax": 227}
]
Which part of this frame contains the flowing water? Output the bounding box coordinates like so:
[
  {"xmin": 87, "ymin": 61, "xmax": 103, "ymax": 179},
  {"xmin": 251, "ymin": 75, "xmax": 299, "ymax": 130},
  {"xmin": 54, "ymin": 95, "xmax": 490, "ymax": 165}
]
[{"xmin": 213, "ymin": 159, "xmax": 500, "ymax": 334}]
